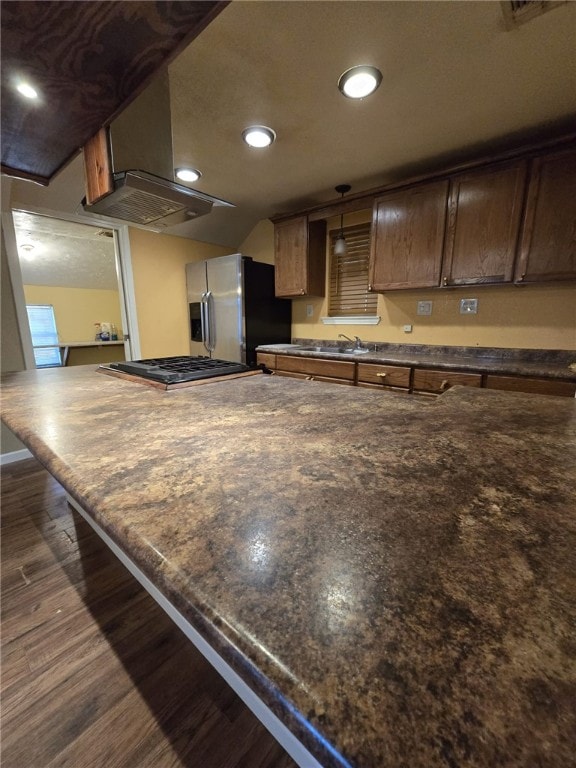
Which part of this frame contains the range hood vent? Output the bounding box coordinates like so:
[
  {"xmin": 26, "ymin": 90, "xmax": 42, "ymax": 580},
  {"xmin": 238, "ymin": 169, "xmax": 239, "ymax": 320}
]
[
  {"xmin": 85, "ymin": 170, "xmax": 217, "ymax": 227},
  {"xmin": 82, "ymin": 72, "xmax": 233, "ymax": 228}
]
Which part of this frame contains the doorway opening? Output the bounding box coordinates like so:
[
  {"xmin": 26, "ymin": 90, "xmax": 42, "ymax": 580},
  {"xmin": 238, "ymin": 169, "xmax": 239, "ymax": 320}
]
[{"xmin": 11, "ymin": 210, "xmax": 137, "ymax": 368}]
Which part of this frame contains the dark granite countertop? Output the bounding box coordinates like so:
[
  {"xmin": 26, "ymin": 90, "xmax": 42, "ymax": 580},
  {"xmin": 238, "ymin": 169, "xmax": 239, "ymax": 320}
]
[
  {"xmin": 1, "ymin": 365, "xmax": 575, "ymax": 768},
  {"xmin": 257, "ymin": 342, "xmax": 576, "ymax": 380}
]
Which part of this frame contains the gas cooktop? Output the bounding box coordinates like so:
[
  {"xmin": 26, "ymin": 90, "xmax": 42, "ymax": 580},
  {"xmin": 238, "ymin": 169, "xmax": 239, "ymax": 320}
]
[{"xmin": 109, "ymin": 356, "xmax": 251, "ymax": 384}]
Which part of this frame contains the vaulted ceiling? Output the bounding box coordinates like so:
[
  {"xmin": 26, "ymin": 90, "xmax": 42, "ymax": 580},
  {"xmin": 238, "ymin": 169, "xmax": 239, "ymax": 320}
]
[{"xmin": 3, "ymin": 0, "xmax": 575, "ymax": 252}]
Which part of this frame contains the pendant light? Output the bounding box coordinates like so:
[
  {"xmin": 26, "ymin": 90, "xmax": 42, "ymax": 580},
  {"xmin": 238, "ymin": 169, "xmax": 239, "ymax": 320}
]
[{"xmin": 334, "ymin": 184, "xmax": 351, "ymax": 256}]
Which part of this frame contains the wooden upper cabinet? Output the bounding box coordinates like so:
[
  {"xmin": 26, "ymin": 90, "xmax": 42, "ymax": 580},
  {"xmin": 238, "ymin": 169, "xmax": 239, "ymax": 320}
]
[
  {"xmin": 442, "ymin": 160, "xmax": 527, "ymax": 286},
  {"xmin": 369, "ymin": 180, "xmax": 448, "ymax": 291},
  {"xmin": 274, "ymin": 217, "xmax": 326, "ymax": 297},
  {"xmin": 515, "ymin": 147, "xmax": 576, "ymax": 283}
]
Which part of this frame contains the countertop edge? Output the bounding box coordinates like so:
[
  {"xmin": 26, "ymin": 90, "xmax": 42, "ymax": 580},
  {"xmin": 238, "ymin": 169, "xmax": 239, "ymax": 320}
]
[{"xmin": 0, "ymin": 409, "xmax": 350, "ymax": 768}]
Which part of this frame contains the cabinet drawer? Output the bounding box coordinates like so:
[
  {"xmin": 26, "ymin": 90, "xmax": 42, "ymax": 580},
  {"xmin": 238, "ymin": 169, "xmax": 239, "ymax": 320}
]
[
  {"xmin": 256, "ymin": 352, "xmax": 276, "ymax": 369},
  {"xmin": 275, "ymin": 355, "xmax": 355, "ymax": 380},
  {"xmin": 485, "ymin": 375, "xmax": 576, "ymax": 398},
  {"xmin": 413, "ymin": 369, "xmax": 482, "ymax": 393},
  {"xmin": 273, "ymin": 370, "xmax": 354, "ymax": 386},
  {"xmin": 357, "ymin": 362, "xmax": 410, "ymax": 388}
]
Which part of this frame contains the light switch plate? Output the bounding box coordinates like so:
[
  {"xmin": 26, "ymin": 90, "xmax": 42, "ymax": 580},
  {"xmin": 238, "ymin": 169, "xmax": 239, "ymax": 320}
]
[
  {"xmin": 460, "ymin": 298, "xmax": 478, "ymax": 315},
  {"xmin": 417, "ymin": 300, "xmax": 432, "ymax": 316},
  {"xmin": 306, "ymin": 304, "xmax": 314, "ymax": 318}
]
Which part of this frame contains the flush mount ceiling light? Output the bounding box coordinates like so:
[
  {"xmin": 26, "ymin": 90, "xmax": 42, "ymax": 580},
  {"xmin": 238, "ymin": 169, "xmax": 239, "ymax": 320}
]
[
  {"xmin": 334, "ymin": 184, "xmax": 351, "ymax": 256},
  {"xmin": 15, "ymin": 81, "xmax": 39, "ymax": 100},
  {"xmin": 242, "ymin": 126, "xmax": 276, "ymax": 148},
  {"xmin": 338, "ymin": 66, "xmax": 382, "ymax": 99},
  {"xmin": 19, "ymin": 243, "xmax": 36, "ymax": 260},
  {"xmin": 175, "ymin": 167, "xmax": 202, "ymax": 183}
]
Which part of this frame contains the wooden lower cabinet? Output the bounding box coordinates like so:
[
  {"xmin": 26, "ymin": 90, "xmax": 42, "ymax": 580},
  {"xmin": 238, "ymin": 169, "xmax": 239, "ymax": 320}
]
[
  {"xmin": 274, "ymin": 354, "xmax": 355, "ymax": 383},
  {"xmin": 485, "ymin": 375, "xmax": 576, "ymax": 398},
  {"xmin": 257, "ymin": 352, "xmax": 574, "ymax": 398},
  {"xmin": 412, "ymin": 369, "xmax": 482, "ymax": 394},
  {"xmin": 274, "ymin": 370, "xmax": 354, "ymax": 386},
  {"xmin": 357, "ymin": 362, "xmax": 410, "ymax": 390},
  {"xmin": 256, "ymin": 352, "xmax": 276, "ymax": 369}
]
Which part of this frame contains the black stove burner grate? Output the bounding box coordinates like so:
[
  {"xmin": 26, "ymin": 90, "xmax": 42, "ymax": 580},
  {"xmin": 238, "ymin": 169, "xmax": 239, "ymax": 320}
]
[{"xmin": 110, "ymin": 356, "xmax": 251, "ymax": 384}]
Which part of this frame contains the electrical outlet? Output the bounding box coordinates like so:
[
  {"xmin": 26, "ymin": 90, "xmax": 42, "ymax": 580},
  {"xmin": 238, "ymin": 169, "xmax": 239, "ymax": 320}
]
[
  {"xmin": 417, "ymin": 300, "xmax": 432, "ymax": 316},
  {"xmin": 403, "ymin": 324, "xmax": 413, "ymax": 333},
  {"xmin": 460, "ymin": 298, "xmax": 478, "ymax": 315},
  {"xmin": 306, "ymin": 304, "xmax": 314, "ymax": 318}
]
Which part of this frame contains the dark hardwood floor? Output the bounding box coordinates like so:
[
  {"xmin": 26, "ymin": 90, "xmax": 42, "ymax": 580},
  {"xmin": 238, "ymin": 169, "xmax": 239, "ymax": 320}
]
[{"xmin": 1, "ymin": 458, "xmax": 298, "ymax": 768}]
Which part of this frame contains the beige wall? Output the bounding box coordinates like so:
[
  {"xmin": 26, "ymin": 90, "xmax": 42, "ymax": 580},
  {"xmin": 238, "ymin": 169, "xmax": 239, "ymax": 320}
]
[
  {"xmin": 256, "ymin": 211, "xmax": 576, "ymax": 350},
  {"xmin": 128, "ymin": 228, "xmax": 229, "ymax": 358},
  {"xmin": 23, "ymin": 285, "xmax": 123, "ymax": 343},
  {"xmin": 1, "ymin": 226, "xmax": 26, "ymax": 454},
  {"xmin": 294, "ymin": 283, "xmax": 576, "ymax": 350},
  {"xmin": 238, "ymin": 219, "xmax": 275, "ymax": 265}
]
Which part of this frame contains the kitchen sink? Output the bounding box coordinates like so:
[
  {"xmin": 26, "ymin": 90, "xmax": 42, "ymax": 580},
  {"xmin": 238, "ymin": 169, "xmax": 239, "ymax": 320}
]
[{"xmin": 294, "ymin": 346, "xmax": 369, "ymax": 354}]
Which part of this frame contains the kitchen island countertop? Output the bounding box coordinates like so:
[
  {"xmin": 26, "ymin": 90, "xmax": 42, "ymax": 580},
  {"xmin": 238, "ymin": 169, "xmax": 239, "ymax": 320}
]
[{"xmin": 1, "ymin": 365, "xmax": 575, "ymax": 768}]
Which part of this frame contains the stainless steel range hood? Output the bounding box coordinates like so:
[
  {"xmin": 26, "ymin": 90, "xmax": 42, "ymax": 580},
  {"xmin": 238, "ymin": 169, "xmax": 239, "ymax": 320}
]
[{"xmin": 82, "ymin": 72, "xmax": 233, "ymax": 228}]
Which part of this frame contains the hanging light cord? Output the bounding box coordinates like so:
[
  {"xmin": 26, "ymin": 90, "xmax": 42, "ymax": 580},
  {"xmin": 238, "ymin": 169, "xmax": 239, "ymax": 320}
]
[{"xmin": 334, "ymin": 184, "xmax": 351, "ymax": 254}]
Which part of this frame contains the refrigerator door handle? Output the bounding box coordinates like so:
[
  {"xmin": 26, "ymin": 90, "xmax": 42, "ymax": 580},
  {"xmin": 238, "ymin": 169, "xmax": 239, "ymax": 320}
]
[
  {"xmin": 200, "ymin": 292, "xmax": 210, "ymax": 353},
  {"xmin": 204, "ymin": 291, "xmax": 216, "ymax": 354}
]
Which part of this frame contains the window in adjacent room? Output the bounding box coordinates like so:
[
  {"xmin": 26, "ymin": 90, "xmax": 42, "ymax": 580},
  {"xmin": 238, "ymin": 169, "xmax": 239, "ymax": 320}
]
[
  {"xmin": 328, "ymin": 222, "xmax": 377, "ymax": 317},
  {"xmin": 26, "ymin": 304, "xmax": 62, "ymax": 367}
]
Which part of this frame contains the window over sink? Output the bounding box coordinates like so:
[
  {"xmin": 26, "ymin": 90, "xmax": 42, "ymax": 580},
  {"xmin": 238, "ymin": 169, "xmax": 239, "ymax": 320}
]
[{"xmin": 328, "ymin": 222, "xmax": 377, "ymax": 318}]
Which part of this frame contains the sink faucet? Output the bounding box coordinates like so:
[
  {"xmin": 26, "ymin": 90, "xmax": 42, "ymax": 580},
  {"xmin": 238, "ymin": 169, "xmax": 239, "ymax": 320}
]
[{"xmin": 338, "ymin": 333, "xmax": 363, "ymax": 350}]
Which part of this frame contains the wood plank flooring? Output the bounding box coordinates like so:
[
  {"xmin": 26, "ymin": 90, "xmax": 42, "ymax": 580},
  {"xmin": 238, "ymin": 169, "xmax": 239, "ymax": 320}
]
[{"xmin": 1, "ymin": 459, "xmax": 298, "ymax": 768}]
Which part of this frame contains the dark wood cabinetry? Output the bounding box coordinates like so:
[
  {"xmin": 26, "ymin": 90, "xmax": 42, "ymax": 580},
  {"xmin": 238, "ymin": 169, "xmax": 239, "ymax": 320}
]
[
  {"xmin": 367, "ymin": 145, "xmax": 576, "ymax": 291},
  {"xmin": 356, "ymin": 362, "xmax": 410, "ymax": 390},
  {"xmin": 442, "ymin": 160, "xmax": 527, "ymax": 286},
  {"xmin": 412, "ymin": 369, "xmax": 482, "ymax": 394},
  {"xmin": 485, "ymin": 375, "xmax": 576, "ymax": 397},
  {"xmin": 272, "ymin": 139, "xmax": 575, "ymax": 297},
  {"xmin": 274, "ymin": 217, "xmax": 326, "ymax": 297},
  {"xmin": 515, "ymin": 147, "xmax": 576, "ymax": 283},
  {"xmin": 273, "ymin": 354, "xmax": 355, "ymax": 385},
  {"xmin": 257, "ymin": 351, "xmax": 575, "ymax": 398},
  {"xmin": 369, "ymin": 181, "xmax": 448, "ymax": 291}
]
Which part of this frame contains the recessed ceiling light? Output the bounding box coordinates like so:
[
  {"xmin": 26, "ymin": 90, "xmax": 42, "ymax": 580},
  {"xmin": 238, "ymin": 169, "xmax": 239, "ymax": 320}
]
[
  {"xmin": 16, "ymin": 82, "xmax": 39, "ymax": 100},
  {"xmin": 242, "ymin": 126, "xmax": 276, "ymax": 148},
  {"xmin": 175, "ymin": 167, "xmax": 202, "ymax": 183},
  {"xmin": 338, "ymin": 66, "xmax": 382, "ymax": 99}
]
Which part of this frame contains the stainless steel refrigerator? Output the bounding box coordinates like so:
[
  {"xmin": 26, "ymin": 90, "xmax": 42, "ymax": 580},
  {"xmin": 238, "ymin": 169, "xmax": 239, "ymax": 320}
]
[{"xmin": 186, "ymin": 254, "xmax": 291, "ymax": 366}]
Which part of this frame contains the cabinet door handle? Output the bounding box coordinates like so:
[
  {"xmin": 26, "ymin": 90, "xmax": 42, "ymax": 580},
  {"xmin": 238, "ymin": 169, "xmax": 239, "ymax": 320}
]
[
  {"xmin": 443, "ymin": 276, "xmax": 448, "ymax": 286},
  {"xmin": 300, "ymin": 289, "xmax": 305, "ymax": 295},
  {"xmin": 440, "ymin": 379, "xmax": 450, "ymax": 391},
  {"xmin": 376, "ymin": 372, "xmax": 388, "ymax": 378}
]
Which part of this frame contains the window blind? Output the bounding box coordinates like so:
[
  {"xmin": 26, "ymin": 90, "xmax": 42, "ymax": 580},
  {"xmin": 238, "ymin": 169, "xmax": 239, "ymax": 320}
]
[
  {"xmin": 329, "ymin": 223, "xmax": 377, "ymax": 317},
  {"xmin": 26, "ymin": 305, "xmax": 62, "ymax": 367}
]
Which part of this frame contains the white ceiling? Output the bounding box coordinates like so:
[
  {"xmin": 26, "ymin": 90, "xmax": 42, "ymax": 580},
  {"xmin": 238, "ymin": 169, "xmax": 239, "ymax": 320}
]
[
  {"xmin": 13, "ymin": 211, "xmax": 117, "ymax": 289},
  {"xmin": 5, "ymin": 0, "xmax": 576, "ymax": 261}
]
